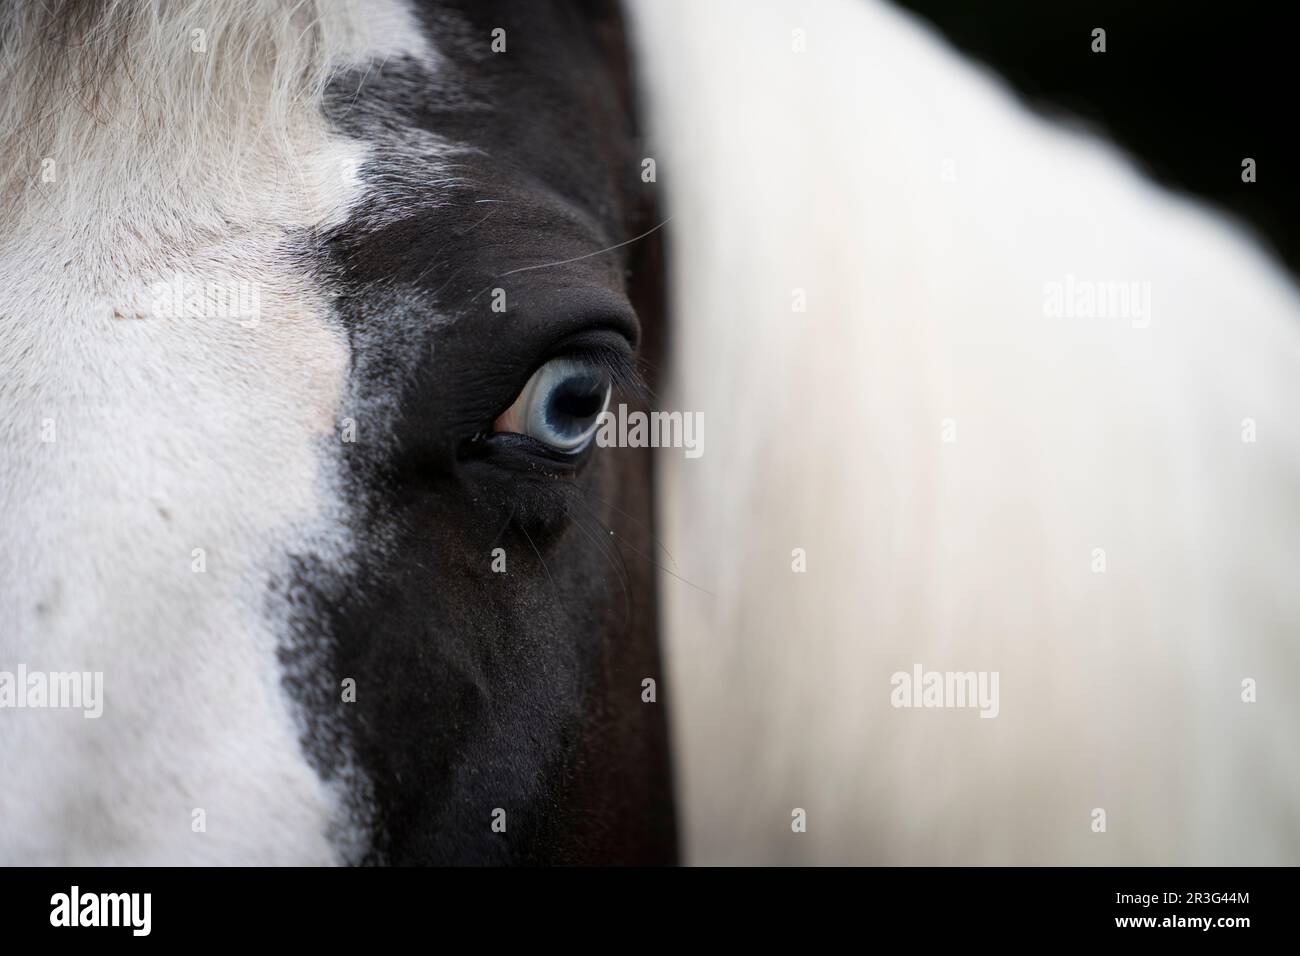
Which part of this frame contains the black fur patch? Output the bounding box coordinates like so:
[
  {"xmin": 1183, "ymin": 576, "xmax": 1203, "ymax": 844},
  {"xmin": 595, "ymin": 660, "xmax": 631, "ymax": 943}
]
[{"xmin": 281, "ymin": 0, "xmax": 676, "ymax": 864}]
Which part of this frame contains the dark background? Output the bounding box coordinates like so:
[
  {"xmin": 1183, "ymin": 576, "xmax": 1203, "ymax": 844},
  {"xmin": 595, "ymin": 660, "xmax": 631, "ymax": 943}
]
[{"xmin": 895, "ymin": 0, "xmax": 1297, "ymax": 277}]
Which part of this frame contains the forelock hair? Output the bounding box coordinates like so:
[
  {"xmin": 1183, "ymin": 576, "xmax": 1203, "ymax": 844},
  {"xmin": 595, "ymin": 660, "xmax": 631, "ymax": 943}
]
[{"xmin": 0, "ymin": 0, "xmax": 377, "ymax": 232}]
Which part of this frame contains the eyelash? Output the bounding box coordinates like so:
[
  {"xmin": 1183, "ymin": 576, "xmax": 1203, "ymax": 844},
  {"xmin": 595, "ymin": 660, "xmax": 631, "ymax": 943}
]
[{"xmin": 551, "ymin": 345, "xmax": 649, "ymax": 409}]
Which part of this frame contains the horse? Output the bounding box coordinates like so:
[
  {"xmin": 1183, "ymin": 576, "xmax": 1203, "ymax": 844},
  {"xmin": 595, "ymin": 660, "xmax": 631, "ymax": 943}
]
[
  {"xmin": 2, "ymin": 0, "xmax": 1299, "ymax": 867},
  {"xmin": 0, "ymin": 0, "xmax": 673, "ymax": 865}
]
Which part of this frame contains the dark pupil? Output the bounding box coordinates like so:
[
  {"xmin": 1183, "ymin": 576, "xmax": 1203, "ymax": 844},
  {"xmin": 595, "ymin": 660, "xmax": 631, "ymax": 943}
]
[{"xmin": 548, "ymin": 375, "xmax": 606, "ymax": 431}]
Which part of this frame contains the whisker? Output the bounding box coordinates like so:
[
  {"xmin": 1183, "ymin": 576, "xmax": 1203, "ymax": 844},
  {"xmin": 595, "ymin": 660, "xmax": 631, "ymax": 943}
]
[
  {"xmin": 468, "ymin": 215, "xmax": 672, "ymax": 303},
  {"xmin": 517, "ymin": 521, "xmax": 555, "ymax": 595},
  {"xmin": 567, "ymin": 510, "xmax": 633, "ymax": 632},
  {"xmin": 585, "ymin": 490, "xmax": 681, "ymax": 572},
  {"xmin": 487, "ymin": 502, "xmax": 517, "ymax": 551},
  {"xmin": 570, "ymin": 495, "xmax": 714, "ymax": 598}
]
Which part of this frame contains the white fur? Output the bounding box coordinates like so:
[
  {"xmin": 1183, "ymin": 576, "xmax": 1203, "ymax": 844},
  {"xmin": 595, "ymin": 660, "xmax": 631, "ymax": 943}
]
[
  {"xmin": 0, "ymin": 0, "xmax": 431, "ymax": 864},
  {"xmin": 630, "ymin": 0, "xmax": 1300, "ymax": 863}
]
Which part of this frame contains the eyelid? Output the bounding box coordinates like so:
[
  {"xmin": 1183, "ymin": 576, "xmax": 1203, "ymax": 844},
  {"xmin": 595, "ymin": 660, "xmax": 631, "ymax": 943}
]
[
  {"xmin": 495, "ymin": 325, "xmax": 648, "ymax": 422},
  {"xmin": 488, "ymin": 343, "xmax": 645, "ymax": 456},
  {"xmin": 530, "ymin": 293, "xmax": 642, "ymax": 356},
  {"xmin": 553, "ymin": 345, "xmax": 648, "ymax": 408}
]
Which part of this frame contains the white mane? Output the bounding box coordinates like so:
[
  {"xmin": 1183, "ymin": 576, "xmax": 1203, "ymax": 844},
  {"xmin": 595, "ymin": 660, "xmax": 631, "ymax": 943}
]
[{"xmin": 632, "ymin": 0, "xmax": 1300, "ymax": 864}]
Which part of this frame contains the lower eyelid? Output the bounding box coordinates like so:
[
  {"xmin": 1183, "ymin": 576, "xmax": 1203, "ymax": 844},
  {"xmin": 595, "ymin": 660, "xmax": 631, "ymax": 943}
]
[{"xmin": 466, "ymin": 431, "xmax": 594, "ymax": 476}]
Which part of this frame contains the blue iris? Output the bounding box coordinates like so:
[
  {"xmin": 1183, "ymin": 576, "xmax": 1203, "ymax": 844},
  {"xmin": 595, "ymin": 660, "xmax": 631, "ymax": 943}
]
[{"xmin": 513, "ymin": 357, "xmax": 611, "ymax": 453}]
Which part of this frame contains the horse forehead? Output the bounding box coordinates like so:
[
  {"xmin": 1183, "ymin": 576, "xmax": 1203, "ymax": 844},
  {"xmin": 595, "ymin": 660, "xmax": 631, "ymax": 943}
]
[
  {"xmin": 0, "ymin": 0, "xmax": 443, "ymax": 407},
  {"xmin": 0, "ymin": 0, "xmax": 441, "ymax": 864}
]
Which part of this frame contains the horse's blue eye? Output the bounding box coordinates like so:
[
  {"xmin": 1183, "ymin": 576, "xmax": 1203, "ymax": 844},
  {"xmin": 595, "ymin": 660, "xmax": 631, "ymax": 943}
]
[{"xmin": 493, "ymin": 357, "xmax": 612, "ymax": 454}]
